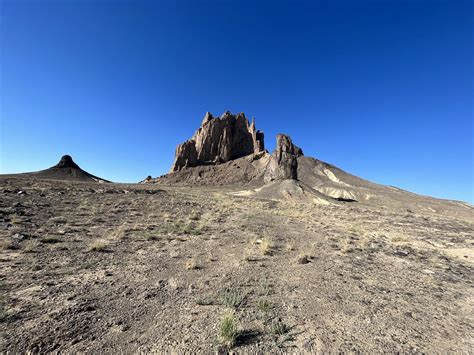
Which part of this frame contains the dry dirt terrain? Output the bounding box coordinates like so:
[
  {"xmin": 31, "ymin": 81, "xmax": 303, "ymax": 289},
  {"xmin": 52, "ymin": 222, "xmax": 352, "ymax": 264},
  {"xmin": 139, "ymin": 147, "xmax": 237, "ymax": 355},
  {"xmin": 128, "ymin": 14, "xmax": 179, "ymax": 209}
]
[{"xmin": 1, "ymin": 177, "xmax": 473, "ymax": 353}]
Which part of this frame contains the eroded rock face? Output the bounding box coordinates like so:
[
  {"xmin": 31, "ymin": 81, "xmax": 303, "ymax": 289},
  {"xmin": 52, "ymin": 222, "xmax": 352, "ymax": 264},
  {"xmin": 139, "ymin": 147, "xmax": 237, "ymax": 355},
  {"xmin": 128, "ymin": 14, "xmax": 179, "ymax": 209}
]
[
  {"xmin": 171, "ymin": 111, "xmax": 265, "ymax": 172},
  {"xmin": 172, "ymin": 140, "xmax": 198, "ymax": 172},
  {"xmin": 264, "ymin": 134, "xmax": 303, "ymax": 183}
]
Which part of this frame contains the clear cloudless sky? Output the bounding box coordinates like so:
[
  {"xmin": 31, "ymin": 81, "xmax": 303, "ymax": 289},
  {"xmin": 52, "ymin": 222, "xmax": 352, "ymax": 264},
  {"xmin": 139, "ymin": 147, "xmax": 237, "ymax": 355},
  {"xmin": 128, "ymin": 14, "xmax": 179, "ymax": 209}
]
[{"xmin": 0, "ymin": 0, "xmax": 473, "ymax": 202}]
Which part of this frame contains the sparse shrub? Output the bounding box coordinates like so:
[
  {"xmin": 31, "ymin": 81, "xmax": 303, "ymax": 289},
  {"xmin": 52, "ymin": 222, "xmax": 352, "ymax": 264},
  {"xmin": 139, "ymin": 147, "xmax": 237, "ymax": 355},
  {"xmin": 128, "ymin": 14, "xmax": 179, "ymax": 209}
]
[
  {"xmin": 0, "ymin": 299, "xmax": 8, "ymax": 323},
  {"xmin": 270, "ymin": 319, "xmax": 296, "ymax": 349},
  {"xmin": 0, "ymin": 283, "xmax": 9, "ymax": 323},
  {"xmin": 22, "ymin": 240, "xmax": 37, "ymax": 253},
  {"xmin": 196, "ymin": 296, "xmax": 214, "ymax": 305},
  {"xmin": 390, "ymin": 234, "xmax": 408, "ymax": 243},
  {"xmin": 219, "ymin": 312, "xmax": 238, "ymax": 347},
  {"xmin": 161, "ymin": 220, "xmax": 205, "ymax": 236},
  {"xmin": 189, "ymin": 213, "xmax": 200, "ymax": 221},
  {"xmin": 258, "ymin": 283, "xmax": 274, "ymax": 296},
  {"xmin": 111, "ymin": 224, "xmax": 128, "ymax": 240},
  {"xmin": 257, "ymin": 299, "xmax": 272, "ymax": 317},
  {"xmin": 340, "ymin": 238, "xmax": 355, "ymax": 253},
  {"xmin": 271, "ymin": 319, "xmax": 290, "ymax": 335},
  {"xmin": 260, "ymin": 237, "xmax": 273, "ymax": 256},
  {"xmin": 10, "ymin": 214, "xmax": 22, "ymax": 225},
  {"xmin": 161, "ymin": 221, "xmax": 182, "ymax": 235},
  {"xmin": 88, "ymin": 240, "xmax": 109, "ymax": 252},
  {"xmin": 185, "ymin": 258, "xmax": 199, "ymax": 270},
  {"xmin": 358, "ymin": 235, "xmax": 373, "ymax": 250},
  {"xmin": 221, "ymin": 288, "xmax": 246, "ymax": 309},
  {"xmin": 184, "ymin": 223, "xmax": 202, "ymax": 236}
]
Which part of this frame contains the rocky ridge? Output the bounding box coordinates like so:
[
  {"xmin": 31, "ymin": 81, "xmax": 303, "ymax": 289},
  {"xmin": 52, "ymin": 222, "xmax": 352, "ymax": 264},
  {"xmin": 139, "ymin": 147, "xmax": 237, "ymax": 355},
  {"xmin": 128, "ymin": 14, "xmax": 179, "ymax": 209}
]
[{"xmin": 166, "ymin": 111, "xmax": 305, "ymax": 187}]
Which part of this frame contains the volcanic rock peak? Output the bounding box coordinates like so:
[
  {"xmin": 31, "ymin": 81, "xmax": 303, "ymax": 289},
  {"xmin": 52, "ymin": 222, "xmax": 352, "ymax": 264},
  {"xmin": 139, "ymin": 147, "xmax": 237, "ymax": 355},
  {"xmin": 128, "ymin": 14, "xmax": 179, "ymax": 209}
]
[
  {"xmin": 171, "ymin": 111, "xmax": 265, "ymax": 172},
  {"xmin": 54, "ymin": 155, "xmax": 80, "ymax": 169}
]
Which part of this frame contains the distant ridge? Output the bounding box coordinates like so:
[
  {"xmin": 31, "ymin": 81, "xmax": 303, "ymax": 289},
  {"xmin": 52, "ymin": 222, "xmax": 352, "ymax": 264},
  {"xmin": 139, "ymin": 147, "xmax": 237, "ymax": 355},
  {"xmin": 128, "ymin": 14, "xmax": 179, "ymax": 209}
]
[{"xmin": 0, "ymin": 155, "xmax": 109, "ymax": 183}]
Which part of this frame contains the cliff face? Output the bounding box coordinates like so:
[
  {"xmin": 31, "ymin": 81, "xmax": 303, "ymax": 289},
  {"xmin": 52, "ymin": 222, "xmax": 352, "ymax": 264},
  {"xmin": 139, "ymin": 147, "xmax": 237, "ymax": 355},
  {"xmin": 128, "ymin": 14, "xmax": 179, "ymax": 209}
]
[{"xmin": 171, "ymin": 111, "xmax": 265, "ymax": 172}]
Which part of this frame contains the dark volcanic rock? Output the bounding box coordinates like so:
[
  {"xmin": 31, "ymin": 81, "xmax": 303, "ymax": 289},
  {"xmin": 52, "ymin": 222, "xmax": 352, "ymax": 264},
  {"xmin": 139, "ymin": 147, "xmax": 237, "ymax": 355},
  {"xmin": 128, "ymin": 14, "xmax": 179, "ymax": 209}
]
[
  {"xmin": 0, "ymin": 155, "xmax": 109, "ymax": 182},
  {"xmin": 55, "ymin": 155, "xmax": 80, "ymax": 169},
  {"xmin": 264, "ymin": 134, "xmax": 303, "ymax": 183},
  {"xmin": 171, "ymin": 111, "xmax": 265, "ymax": 172}
]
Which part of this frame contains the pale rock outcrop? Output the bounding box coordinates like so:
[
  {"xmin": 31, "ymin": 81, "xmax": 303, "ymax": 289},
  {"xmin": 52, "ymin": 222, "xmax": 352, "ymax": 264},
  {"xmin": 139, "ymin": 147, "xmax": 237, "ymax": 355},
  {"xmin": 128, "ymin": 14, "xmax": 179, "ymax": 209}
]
[
  {"xmin": 172, "ymin": 140, "xmax": 198, "ymax": 172},
  {"xmin": 171, "ymin": 111, "xmax": 265, "ymax": 172},
  {"xmin": 264, "ymin": 134, "xmax": 303, "ymax": 183}
]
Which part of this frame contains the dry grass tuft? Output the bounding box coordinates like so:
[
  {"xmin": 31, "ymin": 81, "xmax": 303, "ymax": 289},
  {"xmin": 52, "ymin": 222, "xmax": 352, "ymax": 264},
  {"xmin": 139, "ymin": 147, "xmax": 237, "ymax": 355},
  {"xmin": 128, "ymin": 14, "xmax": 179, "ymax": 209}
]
[
  {"xmin": 219, "ymin": 311, "xmax": 238, "ymax": 347},
  {"xmin": 185, "ymin": 258, "xmax": 199, "ymax": 270},
  {"xmin": 22, "ymin": 240, "xmax": 37, "ymax": 253},
  {"xmin": 10, "ymin": 214, "xmax": 22, "ymax": 225},
  {"xmin": 260, "ymin": 237, "xmax": 273, "ymax": 256},
  {"xmin": 257, "ymin": 298, "xmax": 272, "ymax": 315},
  {"xmin": 390, "ymin": 233, "xmax": 409, "ymax": 244},
  {"xmin": 88, "ymin": 239, "xmax": 109, "ymax": 252}
]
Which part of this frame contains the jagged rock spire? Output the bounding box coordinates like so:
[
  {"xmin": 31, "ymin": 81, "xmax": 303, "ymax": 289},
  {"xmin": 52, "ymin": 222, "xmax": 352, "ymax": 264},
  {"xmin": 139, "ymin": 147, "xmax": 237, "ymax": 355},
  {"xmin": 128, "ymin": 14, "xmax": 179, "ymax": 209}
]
[{"xmin": 171, "ymin": 111, "xmax": 265, "ymax": 172}]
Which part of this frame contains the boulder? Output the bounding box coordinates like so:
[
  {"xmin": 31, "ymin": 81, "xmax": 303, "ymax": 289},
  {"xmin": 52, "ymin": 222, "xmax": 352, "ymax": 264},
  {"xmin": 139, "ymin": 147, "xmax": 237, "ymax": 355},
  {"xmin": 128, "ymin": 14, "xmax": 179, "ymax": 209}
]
[
  {"xmin": 264, "ymin": 134, "xmax": 303, "ymax": 183},
  {"xmin": 171, "ymin": 111, "xmax": 265, "ymax": 172}
]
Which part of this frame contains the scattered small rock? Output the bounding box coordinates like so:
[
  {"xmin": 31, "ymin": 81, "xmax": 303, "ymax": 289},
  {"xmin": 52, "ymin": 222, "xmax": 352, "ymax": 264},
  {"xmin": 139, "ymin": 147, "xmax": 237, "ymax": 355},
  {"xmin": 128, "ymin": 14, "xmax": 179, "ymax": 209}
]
[
  {"xmin": 297, "ymin": 254, "xmax": 310, "ymax": 264},
  {"xmin": 11, "ymin": 233, "xmax": 29, "ymax": 241},
  {"xmin": 394, "ymin": 250, "xmax": 409, "ymax": 257}
]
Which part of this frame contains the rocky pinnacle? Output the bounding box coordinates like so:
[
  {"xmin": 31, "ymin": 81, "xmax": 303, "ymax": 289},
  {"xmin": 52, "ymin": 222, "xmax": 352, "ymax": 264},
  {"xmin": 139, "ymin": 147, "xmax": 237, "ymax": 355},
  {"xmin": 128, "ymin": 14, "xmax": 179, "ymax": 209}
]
[{"xmin": 171, "ymin": 111, "xmax": 265, "ymax": 172}]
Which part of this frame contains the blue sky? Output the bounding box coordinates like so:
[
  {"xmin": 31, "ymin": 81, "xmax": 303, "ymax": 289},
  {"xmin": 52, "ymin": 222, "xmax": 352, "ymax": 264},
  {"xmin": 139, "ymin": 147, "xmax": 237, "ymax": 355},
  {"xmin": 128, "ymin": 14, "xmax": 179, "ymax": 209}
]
[{"xmin": 0, "ymin": 0, "xmax": 472, "ymax": 202}]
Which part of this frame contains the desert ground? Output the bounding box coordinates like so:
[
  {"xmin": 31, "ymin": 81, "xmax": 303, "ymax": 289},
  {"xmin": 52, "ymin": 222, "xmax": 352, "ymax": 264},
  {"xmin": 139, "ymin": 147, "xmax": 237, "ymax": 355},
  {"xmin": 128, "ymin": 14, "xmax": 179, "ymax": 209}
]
[{"xmin": 1, "ymin": 176, "xmax": 473, "ymax": 353}]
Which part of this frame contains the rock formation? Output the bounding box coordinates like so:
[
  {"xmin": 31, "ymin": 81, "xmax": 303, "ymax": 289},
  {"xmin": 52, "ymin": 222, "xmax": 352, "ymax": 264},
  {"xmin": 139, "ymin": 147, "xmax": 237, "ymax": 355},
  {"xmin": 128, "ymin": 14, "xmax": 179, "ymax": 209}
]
[
  {"xmin": 54, "ymin": 155, "xmax": 81, "ymax": 169},
  {"xmin": 264, "ymin": 134, "xmax": 303, "ymax": 183},
  {"xmin": 1, "ymin": 155, "xmax": 110, "ymax": 182},
  {"xmin": 171, "ymin": 111, "xmax": 265, "ymax": 172}
]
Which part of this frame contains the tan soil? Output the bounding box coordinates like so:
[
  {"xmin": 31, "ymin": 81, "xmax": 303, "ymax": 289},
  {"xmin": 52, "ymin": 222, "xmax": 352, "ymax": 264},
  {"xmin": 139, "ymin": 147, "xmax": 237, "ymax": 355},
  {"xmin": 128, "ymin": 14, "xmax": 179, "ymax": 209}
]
[{"xmin": 0, "ymin": 177, "xmax": 473, "ymax": 353}]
